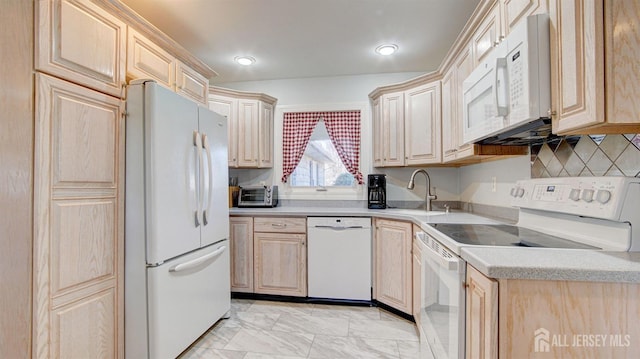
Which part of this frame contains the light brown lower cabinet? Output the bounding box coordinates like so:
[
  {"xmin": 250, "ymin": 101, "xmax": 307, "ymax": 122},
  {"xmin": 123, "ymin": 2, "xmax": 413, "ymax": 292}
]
[
  {"xmin": 466, "ymin": 264, "xmax": 640, "ymax": 358},
  {"xmin": 33, "ymin": 73, "xmax": 124, "ymax": 358},
  {"xmin": 374, "ymin": 218, "xmax": 412, "ymax": 314},
  {"xmin": 254, "ymin": 232, "xmax": 307, "ymax": 297},
  {"xmin": 253, "ymin": 217, "xmax": 307, "ymax": 297},
  {"xmin": 229, "ymin": 217, "xmax": 254, "ymax": 292},
  {"xmin": 466, "ymin": 265, "xmax": 498, "ymax": 359}
]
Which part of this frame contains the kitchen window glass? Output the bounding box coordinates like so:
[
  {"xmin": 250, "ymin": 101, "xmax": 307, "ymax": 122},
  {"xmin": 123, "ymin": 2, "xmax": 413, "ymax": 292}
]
[{"xmin": 289, "ymin": 120, "xmax": 354, "ymax": 187}]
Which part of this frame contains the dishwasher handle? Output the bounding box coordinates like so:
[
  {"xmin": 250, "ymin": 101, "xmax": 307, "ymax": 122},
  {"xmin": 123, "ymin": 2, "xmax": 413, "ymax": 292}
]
[{"xmin": 313, "ymin": 225, "xmax": 365, "ymax": 230}]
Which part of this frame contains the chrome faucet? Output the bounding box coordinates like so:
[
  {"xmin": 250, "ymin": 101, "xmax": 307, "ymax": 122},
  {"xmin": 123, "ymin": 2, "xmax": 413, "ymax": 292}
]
[{"xmin": 407, "ymin": 169, "xmax": 437, "ymax": 211}]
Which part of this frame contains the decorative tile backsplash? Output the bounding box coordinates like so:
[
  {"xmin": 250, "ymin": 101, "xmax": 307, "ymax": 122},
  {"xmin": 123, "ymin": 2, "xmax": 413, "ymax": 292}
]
[{"xmin": 530, "ymin": 134, "xmax": 640, "ymax": 178}]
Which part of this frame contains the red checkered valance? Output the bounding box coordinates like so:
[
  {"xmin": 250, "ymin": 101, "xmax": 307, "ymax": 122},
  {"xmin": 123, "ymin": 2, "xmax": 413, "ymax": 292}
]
[{"xmin": 281, "ymin": 111, "xmax": 363, "ymax": 184}]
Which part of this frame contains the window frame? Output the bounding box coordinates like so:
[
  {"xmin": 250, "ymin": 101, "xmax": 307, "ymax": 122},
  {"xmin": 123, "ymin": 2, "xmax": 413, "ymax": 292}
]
[{"xmin": 275, "ymin": 102, "xmax": 370, "ymax": 200}]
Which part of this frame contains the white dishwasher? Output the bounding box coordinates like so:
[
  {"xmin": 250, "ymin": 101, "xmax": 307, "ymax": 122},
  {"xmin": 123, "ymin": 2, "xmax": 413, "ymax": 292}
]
[{"xmin": 307, "ymin": 217, "xmax": 372, "ymax": 301}]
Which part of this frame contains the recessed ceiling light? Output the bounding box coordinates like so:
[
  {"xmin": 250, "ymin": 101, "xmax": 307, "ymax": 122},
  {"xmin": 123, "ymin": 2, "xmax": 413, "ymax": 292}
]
[
  {"xmin": 375, "ymin": 44, "xmax": 398, "ymax": 56},
  {"xmin": 234, "ymin": 56, "xmax": 256, "ymax": 66}
]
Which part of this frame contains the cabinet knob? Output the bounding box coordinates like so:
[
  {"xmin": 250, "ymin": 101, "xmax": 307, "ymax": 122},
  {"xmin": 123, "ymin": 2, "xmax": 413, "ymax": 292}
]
[{"xmin": 547, "ymin": 109, "xmax": 557, "ymax": 117}]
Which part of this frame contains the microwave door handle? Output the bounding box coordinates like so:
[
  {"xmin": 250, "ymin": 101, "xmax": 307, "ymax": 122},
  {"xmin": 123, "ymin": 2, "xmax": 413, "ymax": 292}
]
[
  {"xmin": 193, "ymin": 131, "xmax": 203, "ymax": 227},
  {"xmin": 494, "ymin": 57, "xmax": 509, "ymax": 116},
  {"xmin": 202, "ymin": 133, "xmax": 213, "ymax": 226}
]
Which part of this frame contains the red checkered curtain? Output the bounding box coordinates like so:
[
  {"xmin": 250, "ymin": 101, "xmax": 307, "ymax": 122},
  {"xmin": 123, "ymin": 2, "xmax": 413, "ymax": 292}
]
[
  {"xmin": 281, "ymin": 112, "xmax": 320, "ymax": 182},
  {"xmin": 323, "ymin": 111, "xmax": 364, "ymax": 185}
]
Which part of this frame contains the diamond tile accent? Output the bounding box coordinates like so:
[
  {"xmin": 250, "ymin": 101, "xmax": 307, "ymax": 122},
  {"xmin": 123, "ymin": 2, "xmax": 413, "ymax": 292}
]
[
  {"xmin": 531, "ymin": 158, "xmax": 546, "ymax": 178},
  {"xmin": 574, "ymin": 136, "xmax": 598, "ymax": 162},
  {"xmin": 531, "ymin": 134, "xmax": 640, "ymax": 179},
  {"xmin": 599, "ymin": 134, "xmax": 629, "ymax": 161},
  {"xmin": 615, "ymin": 145, "xmax": 640, "ymax": 176},
  {"xmin": 563, "ymin": 153, "xmax": 586, "ymax": 176},
  {"xmin": 579, "ymin": 168, "xmax": 594, "ymax": 177},
  {"xmin": 590, "ymin": 135, "xmax": 606, "ymax": 145},
  {"xmin": 565, "ymin": 136, "xmax": 581, "ymax": 148},
  {"xmin": 536, "ymin": 144, "xmax": 555, "ymax": 166},
  {"xmin": 605, "ymin": 166, "xmax": 624, "ymax": 176},
  {"xmin": 554, "ymin": 140, "xmax": 574, "ymax": 165},
  {"xmin": 632, "ymin": 135, "xmax": 640, "ymax": 150},
  {"xmin": 546, "ymin": 156, "xmax": 564, "ymax": 177},
  {"xmin": 585, "ymin": 149, "xmax": 613, "ymax": 176}
]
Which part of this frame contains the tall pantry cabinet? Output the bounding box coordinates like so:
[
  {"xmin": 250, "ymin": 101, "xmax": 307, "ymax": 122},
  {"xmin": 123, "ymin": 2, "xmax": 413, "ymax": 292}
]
[
  {"xmin": 1, "ymin": 0, "xmax": 216, "ymax": 358},
  {"xmin": 34, "ymin": 0, "xmax": 126, "ymax": 357}
]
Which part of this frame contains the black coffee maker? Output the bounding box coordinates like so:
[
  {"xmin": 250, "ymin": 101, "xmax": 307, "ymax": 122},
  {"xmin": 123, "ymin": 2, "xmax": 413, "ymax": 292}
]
[{"xmin": 367, "ymin": 174, "xmax": 387, "ymax": 209}]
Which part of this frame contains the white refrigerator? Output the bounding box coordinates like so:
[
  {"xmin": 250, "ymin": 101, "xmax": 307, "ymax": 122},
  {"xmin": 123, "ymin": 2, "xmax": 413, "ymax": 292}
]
[{"xmin": 125, "ymin": 80, "xmax": 231, "ymax": 359}]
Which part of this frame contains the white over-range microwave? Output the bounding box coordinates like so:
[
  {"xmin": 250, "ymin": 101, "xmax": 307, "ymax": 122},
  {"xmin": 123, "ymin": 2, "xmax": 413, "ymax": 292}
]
[{"xmin": 462, "ymin": 14, "xmax": 551, "ymax": 145}]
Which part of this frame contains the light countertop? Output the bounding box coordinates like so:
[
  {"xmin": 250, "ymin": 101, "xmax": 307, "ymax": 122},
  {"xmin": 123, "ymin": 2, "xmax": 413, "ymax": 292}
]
[{"xmin": 230, "ymin": 206, "xmax": 640, "ymax": 283}]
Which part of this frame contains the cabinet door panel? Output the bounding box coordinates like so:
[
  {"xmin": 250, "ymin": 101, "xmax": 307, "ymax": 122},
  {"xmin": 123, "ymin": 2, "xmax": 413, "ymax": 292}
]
[
  {"xmin": 126, "ymin": 27, "xmax": 174, "ymax": 88},
  {"xmin": 381, "ymin": 93, "xmax": 405, "ymax": 166},
  {"xmin": 34, "ymin": 73, "xmax": 123, "ymax": 358},
  {"xmin": 51, "ymin": 199, "xmax": 115, "ymax": 295},
  {"xmin": 230, "ymin": 217, "xmax": 253, "ymax": 292},
  {"xmin": 550, "ymin": 0, "xmax": 605, "ymax": 133},
  {"xmin": 176, "ymin": 60, "xmax": 209, "ymax": 105},
  {"xmin": 473, "ymin": 3, "xmax": 502, "ymax": 66},
  {"xmin": 208, "ymin": 95, "xmax": 238, "ymax": 166},
  {"xmin": 259, "ymin": 102, "xmax": 274, "ymax": 167},
  {"xmin": 254, "ymin": 232, "xmax": 307, "ymax": 297},
  {"xmin": 405, "ymin": 82, "xmax": 441, "ymax": 165},
  {"xmin": 441, "ymin": 69, "xmax": 458, "ymax": 162},
  {"xmin": 454, "ymin": 46, "xmax": 475, "ymax": 158},
  {"xmin": 466, "ymin": 265, "xmax": 498, "ymax": 359},
  {"xmin": 503, "ymin": 0, "xmax": 547, "ymax": 34},
  {"xmin": 37, "ymin": 0, "xmax": 126, "ymax": 98},
  {"xmin": 237, "ymin": 100, "xmax": 260, "ymax": 167},
  {"xmin": 605, "ymin": 0, "xmax": 640, "ymax": 126},
  {"xmin": 52, "ymin": 289, "xmax": 116, "ymax": 359},
  {"xmin": 53, "ymin": 90, "xmax": 118, "ymax": 187},
  {"xmin": 374, "ymin": 219, "xmax": 412, "ymax": 314},
  {"xmin": 372, "ymin": 98, "xmax": 383, "ymax": 167}
]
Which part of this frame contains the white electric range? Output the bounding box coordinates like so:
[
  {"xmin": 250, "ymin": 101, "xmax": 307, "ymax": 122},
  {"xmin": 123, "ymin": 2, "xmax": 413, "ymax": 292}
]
[{"xmin": 415, "ymin": 176, "xmax": 640, "ymax": 359}]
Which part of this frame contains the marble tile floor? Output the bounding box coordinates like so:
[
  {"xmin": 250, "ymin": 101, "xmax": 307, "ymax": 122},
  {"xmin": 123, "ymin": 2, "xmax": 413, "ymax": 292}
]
[{"xmin": 179, "ymin": 299, "xmax": 432, "ymax": 359}]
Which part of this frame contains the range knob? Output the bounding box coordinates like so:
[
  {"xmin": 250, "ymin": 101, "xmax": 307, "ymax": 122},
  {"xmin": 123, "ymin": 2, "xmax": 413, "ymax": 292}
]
[
  {"xmin": 569, "ymin": 188, "xmax": 581, "ymax": 201},
  {"xmin": 516, "ymin": 187, "xmax": 525, "ymax": 198},
  {"xmin": 510, "ymin": 187, "xmax": 517, "ymax": 197},
  {"xmin": 596, "ymin": 189, "xmax": 612, "ymax": 204},
  {"xmin": 581, "ymin": 189, "xmax": 595, "ymax": 203}
]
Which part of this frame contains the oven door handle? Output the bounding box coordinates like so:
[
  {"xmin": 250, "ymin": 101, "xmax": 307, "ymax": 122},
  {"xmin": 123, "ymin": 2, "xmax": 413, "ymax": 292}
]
[{"xmin": 420, "ymin": 239, "xmax": 459, "ymax": 271}]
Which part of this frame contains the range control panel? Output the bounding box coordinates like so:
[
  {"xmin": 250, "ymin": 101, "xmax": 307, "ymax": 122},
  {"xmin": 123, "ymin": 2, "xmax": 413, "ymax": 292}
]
[{"xmin": 510, "ymin": 177, "xmax": 639, "ymax": 220}]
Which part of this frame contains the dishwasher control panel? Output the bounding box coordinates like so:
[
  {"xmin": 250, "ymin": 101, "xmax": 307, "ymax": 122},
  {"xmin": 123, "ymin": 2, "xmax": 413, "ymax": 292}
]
[{"xmin": 307, "ymin": 217, "xmax": 371, "ymax": 229}]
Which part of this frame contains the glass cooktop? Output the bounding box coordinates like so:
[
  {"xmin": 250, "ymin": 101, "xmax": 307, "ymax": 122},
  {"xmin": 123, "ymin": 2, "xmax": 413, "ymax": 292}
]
[{"xmin": 430, "ymin": 224, "xmax": 600, "ymax": 249}]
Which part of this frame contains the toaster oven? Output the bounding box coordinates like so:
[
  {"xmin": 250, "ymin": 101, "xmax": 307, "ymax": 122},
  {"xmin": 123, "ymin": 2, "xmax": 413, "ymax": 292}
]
[{"xmin": 237, "ymin": 185, "xmax": 278, "ymax": 208}]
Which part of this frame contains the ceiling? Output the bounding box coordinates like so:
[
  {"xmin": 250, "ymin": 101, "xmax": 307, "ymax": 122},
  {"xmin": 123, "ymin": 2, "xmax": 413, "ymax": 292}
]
[{"xmin": 120, "ymin": 0, "xmax": 481, "ymax": 84}]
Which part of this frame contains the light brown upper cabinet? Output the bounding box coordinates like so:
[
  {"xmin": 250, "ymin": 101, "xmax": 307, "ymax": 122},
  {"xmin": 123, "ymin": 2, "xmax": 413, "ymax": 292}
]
[
  {"xmin": 472, "ymin": 1, "xmax": 504, "ymax": 66},
  {"xmin": 370, "ymin": 77, "xmax": 442, "ymax": 167},
  {"xmin": 502, "ymin": 0, "xmax": 548, "ymax": 34},
  {"xmin": 405, "ymin": 82, "xmax": 442, "ymax": 165},
  {"xmin": 549, "ymin": 0, "xmax": 640, "ymax": 134},
  {"xmin": 377, "ymin": 91, "xmax": 405, "ymax": 167},
  {"xmin": 36, "ymin": 0, "xmax": 127, "ymax": 98},
  {"xmin": 473, "ymin": 0, "xmax": 549, "ymax": 66},
  {"xmin": 126, "ymin": 28, "xmax": 209, "ymax": 105},
  {"xmin": 209, "ymin": 87, "xmax": 277, "ymax": 168}
]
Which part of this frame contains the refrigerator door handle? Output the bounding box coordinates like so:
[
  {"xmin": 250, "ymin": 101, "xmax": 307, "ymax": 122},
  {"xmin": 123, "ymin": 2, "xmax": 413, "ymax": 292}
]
[
  {"xmin": 194, "ymin": 131, "xmax": 203, "ymax": 227},
  {"xmin": 169, "ymin": 245, "xmax": 227, "ymax": 272},
  {"xmin": 202, "ymin": 133, "xmax": 213, "ymax": 226}
]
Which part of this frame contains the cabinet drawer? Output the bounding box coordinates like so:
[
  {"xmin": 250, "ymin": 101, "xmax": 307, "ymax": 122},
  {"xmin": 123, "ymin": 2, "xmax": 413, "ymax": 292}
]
[{"xmin": 254, "ymin": 217, "xmax": 306, "ymax": 233}]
